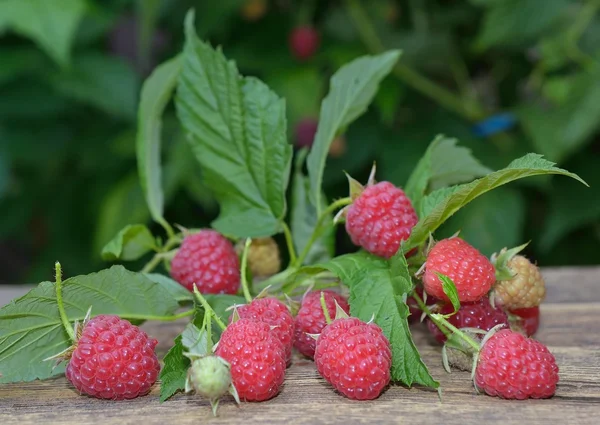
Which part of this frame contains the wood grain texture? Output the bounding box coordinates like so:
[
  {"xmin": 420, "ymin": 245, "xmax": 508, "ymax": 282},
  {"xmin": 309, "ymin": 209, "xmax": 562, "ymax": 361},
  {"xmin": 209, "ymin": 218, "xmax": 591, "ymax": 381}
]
[{"xmin": 1, "ymin": 267, "xmax": 599, "ymax": 424}]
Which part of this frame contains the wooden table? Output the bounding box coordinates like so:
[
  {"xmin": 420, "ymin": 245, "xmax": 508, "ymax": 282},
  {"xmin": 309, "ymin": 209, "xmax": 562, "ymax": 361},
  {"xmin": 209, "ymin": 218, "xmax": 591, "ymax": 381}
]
[{"xmin": 1, "ymin": 267, "xmax": 599, "ymax": 424}]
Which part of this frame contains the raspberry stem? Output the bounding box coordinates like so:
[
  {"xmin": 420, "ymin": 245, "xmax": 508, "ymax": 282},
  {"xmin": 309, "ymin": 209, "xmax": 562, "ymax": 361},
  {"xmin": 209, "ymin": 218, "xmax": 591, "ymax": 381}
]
[
  {"xmin": 193, "ymin": 285, "xmax": 227, "ymax": 331},
  {"xmin": 320, "ymin": 291, "xmax": 333, "ymax": 325},
  {"xmin": 295, "ymin": 196, "xmax": 352, "ymax": 266},
  {"xmin": 54, "ymin": 262, "xmax": 76, "ymax": 342},
  {"xmin": 411, "ymin": 290, "xmax": 452, "ymax": 339},
  {"xmin": 430, "ymin": 314, "xmax": 481, "ymax": 352},
  {"xmin": 282, "ymin": 222, "xmax": 298, "ymax": 266},
  {"xmin": 240, "ymin": 238, "xmax": 253, "ymax": 303}
]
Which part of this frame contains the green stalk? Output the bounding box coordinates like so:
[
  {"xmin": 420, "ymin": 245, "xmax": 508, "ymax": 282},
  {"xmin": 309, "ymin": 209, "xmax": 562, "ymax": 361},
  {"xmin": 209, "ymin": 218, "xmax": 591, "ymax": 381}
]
[
  {"xmin": 412, "ymin": 290, "xmax": 451, "ymax": 339},
  {"xmin": 282, "ymin": 222, "xmax": 298, "ymax": 266},
  {"xmin": 344, "ymin": 0, "xmax": 486, "ymax": 122},
  {"xmin": 319, "ymin": 291, "xmax": 332, "ymax": 325},
  {"xmin": 240, "ymin": 238, "xmax": 253, "ymax": 303},
  {"xmin": 55, "ymin": 262, "xmax": 76, "ymax": 342},
  {"xmin": 295, "ymin": 197, "xmax": 352, "ymax": 266},
  {"xmin": 193, "ymin": 286, "xmax": 226, "ymax": 331}
]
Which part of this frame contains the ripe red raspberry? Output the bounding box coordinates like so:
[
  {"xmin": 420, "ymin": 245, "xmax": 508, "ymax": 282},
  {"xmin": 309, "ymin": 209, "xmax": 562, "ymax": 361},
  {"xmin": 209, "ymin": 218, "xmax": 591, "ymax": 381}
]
[
  {"xmin": 427, "ymin": 297, "xmax": 509, "ymax": 344},
  {"xmin": 423, "ymin": 237, "xmax": 495, "ymax": 302},
  {"xmin": 294, "ymin": 290, "xmax": 350, "ymax": 358},
  {"xmin": 509, "ymin": 306, "xmax": 540, "ymax": 336},
  {"xmin": 65, "ymin": 315, "xmax": 160, "ymax": 400},
  {"xmin": 475, "ymin": 329, "xmax": 559, "ymax": 399},
  {"xmin": 215, "ymin": 318, "xmax": 286, "ymax": 401},
  {"xmin": 171, "ymin": 230, "xmax": 240, "ymax": 294},
  {"xmin": 345, "ymin": 181, "xmax": 418, "ymax": 259},
  {"xmin": 289, "ymin": 26, "xmax": 320, "ymax": 61},
  {"xmin": 234, "ymin": 297, "xmax": 294, "ymax": 364},
  {"xmin": 315, "ymin": 317, "xmax": 391, "ymax": 400}
]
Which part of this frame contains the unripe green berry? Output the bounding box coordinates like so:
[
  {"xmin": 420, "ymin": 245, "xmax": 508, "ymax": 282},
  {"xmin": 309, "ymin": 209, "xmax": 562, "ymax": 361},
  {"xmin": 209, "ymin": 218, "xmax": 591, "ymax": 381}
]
[{"xmin": 188, "ymin": 356, "xmax": 232, "ymax": 400}]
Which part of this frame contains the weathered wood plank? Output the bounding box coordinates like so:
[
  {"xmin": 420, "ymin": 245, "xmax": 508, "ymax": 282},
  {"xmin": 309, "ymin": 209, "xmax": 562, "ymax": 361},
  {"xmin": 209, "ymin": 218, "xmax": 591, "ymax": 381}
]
[{"xmin": 1, "ymin": 267, "xmax": 599, "ymax": 424}]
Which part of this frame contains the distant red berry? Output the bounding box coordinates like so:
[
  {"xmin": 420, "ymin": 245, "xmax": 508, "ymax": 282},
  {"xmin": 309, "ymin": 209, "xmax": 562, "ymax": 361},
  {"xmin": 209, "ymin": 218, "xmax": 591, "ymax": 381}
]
[
  {"xmin": 294, "ymin": 290, "xmax": 350, "ymax": 358},
  {"xmin": 235, "ymin": 297, "xmax": 294, "ymax": 364},
  {"xmin": 427, "ymin": 297, "xmax": 509, "ymax": 344},
  {"xmin": 215, "ymin": 318, "xmax": 286, "ymax": 401},
  {"xmin": 171, "ymin": 230, "xmax": 240, "ymax": 294},
  {"xmin": 345, "ymin": 181, "xmax": 418, "ymax": 259},
  {"xmin": 315, "ymin": 317, "xmax": 391, "ymax": 400},
  {"xmin": 289, "ymin": 26, "xmax": 320, "ymax": 61},
  {"xmin": 475, "ymin": 329, "xmax": 559, "ymax": 399},
  {"xmin": 65, "ymin": 315, "xmax": 160, "ymax": 400},
  {"xmin": 295, "ymin": 118, "xmax": 318, "ymax": 148},
  {"xmin": 423, "ymin": 238, "xmax": 496, "ymax": 302},
  {"xmin": 509, "ymin": 306, "xmax": 540, "ymax": 336}
]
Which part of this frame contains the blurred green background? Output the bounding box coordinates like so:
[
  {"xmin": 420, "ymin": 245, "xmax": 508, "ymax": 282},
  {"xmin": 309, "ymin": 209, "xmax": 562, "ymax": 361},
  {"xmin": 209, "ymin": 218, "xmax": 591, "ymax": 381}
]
[{"xmin": 1, "ymin": 0, "xmax": 598, "ymax": 284}]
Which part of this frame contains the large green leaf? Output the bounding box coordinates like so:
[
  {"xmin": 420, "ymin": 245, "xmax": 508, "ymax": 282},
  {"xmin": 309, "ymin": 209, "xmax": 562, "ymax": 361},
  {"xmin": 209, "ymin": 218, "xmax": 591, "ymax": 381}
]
[
  {"xmin": 136, "ymin": 55, "xmax": 181, "ymax": 231},
  {"xmin": 0, "ymin": 266, "xmax": 180, "ymax": 383},
  {"xmin": 405, "ymin": 135, "xmax": 491, "ymax": 210},
  {"xmin": 474, "ymin": 0, "xmax": 568, "ymax": 50},
  {"xmin": 144, "ymin": 273, "xmax": 194, "ymax": 305},
  {"xmin": 176, "ymin": 11, "xmax": 292, "ymax": 238},
  {"xmin": 0, "ymin": 0, "xmax": 87, "ymax": 66},
  {"xmin": 306, "ymin": 50, "xmax": 401, "ymax": 214},
  {"xmin": 300, "ymin": 252, "xmax": 438, "ymax": 388},
  {"xmin": 159, "ymin": 335, "xmax": 187, "ymax": 402},
  {"xmin": 404, "ymin": 154, "xmax": 587, "ymax": 250},
  {"xmin": 50, "ymin": 53, "xmax": 138, "ymax": 119},
  {"xmin": 291, "ymin": 150, "xmax": 334, "ymax": 265}
]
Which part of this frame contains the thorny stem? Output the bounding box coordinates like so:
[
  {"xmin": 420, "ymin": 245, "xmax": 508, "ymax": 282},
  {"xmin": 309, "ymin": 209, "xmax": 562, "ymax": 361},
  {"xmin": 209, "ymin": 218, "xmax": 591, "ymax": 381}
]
[
  {"xmin": 295, "ymin": 197, "xmax": 353, "ymax": 266},
  {"xmin": 320, "ymin": 291, "xmax": 333, "ymax": 325},
  {"xmin": 240, "ymin": 238, "xmax": 253, "ymax": 303},
  {"xmin": 344, "ymin": 0, "xmax": 486, "ymax": 122},
  {"xmin": 193, "ymin": 285, "xmax": 227, "ymax": 331},
  {"xmin": 55, "ymin": 262, "xmax": 76, "ymax": 342},
  {"xmin": 282, "ymin": 222, "xmax": 298, "ymax": 266}
]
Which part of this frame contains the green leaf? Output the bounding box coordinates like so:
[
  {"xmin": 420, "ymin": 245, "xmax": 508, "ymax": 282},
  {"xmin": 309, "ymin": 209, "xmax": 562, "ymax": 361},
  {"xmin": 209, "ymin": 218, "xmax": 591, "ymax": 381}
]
[
  {"xmin": 306, "ymin": 50, "xmax": 401, "ymax": 214},
  {"xmin": 437, "ymin": 188, "xmax": 525, "ymax": 256},
  {"xmin": 176, "ymin": 11, "xmax": 292, "ymax": 238},
  {"xmin": 137, "ymin": 55, "xmax": 181, "ymax": 231},
  {"xmin": 404, "ymin": 153, "xmax": 587, "ymax": 251},
  {"xmin": 518, "ymin": 72, "xmax": 600, "ymax": 163},
  {"xmin": 474, "ymin": 0, "xmax": 568, "ymax": 50},
  {"xmin": 291, "ymin": 150, "xmax": 334, "ymax": 265},
  {"xmin": 101, "ymin": 224, "xmax": 156, "ymax": 261},
  {"xmin": 50, "ymin": 53, "xmax": 138, "ymax": 119},
  {"xmin": 405, "ymin": 135, "xmax": 491, "ymax": 209},
  {"xmin": 436, "ymin": 273, "xmax": 460, "ymax": 313},
  {"xmin": 144, "ymin": 273, "xmax": 194, "ymax": 304},
  {"xmin": 0, "ymin": 266, "xmax": 180, "ymax": 383},
  {"xmin": 181, "ymin": 323, "xmax": 210, "ymax": 358},
  {"xmin": 0, "ymin": 0, "xmax": 87, "ymax": 66},
  {"xmin": 300, "ymin": 252, "xmax": 438, "ymax": 388},
  {"xmin": 159, "ymin": 335, "xmax": 188, "ymax": 402}
]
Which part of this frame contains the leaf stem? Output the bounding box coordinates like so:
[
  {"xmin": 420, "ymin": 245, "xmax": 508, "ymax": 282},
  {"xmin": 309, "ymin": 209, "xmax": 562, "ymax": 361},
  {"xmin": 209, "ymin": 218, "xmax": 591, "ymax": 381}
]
[
  {"xmin": 320, "ymin": 291, "xmax": 332, "ymax": 325},
  {"xmin": 54, "ymin": 262, "xmax": 76, "ymax": 342},
  {"xmin": 295, "ymin": 197, "xmax": 352, "ymax": 266},
  {"xmin": 344, "ymin": 0, "xmax": 486, "ymax": 122},
  {"xmin": 193, "ymin": 286, "xmax": 227, "ymax": 331},
  {"xmin": 125, "ymin": 309, "xmax": 195, "ymax": 322},
  {"xmin": 282, "ymin": 222, "xmax": 297, "ymax": 266},
  {"xmin": 240, "ymin": 238, "xmax": 253, "ymax": 303}
]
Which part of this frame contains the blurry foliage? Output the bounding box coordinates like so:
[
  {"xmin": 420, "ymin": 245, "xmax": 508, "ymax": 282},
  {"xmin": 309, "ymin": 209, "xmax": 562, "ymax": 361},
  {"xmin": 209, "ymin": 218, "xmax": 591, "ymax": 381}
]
[{"xmin": 1, "ymin": 0, "xmax": 599, "ymax": 283}]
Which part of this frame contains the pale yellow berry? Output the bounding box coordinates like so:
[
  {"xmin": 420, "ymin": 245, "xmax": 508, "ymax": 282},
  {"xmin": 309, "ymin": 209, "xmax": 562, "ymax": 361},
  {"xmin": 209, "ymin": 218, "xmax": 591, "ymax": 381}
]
[{"xmin": 493, "ymin": 255, "xmax": 546, "ymax": 310}]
